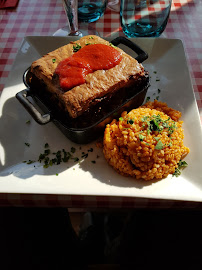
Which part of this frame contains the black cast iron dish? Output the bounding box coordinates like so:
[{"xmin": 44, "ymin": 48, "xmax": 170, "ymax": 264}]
[{"xmin": 16, "ymin": 36, "xmax": 150, "ymax": 144}]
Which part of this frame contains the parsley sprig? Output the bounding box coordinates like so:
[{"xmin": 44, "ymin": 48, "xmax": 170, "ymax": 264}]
[
  {"xmin": 73, "ymin": 43, "xmax": 81, "ymax": 52},
  {"xmin": 173, "ymin": 160, "xmax": 188, "ymax": 177}
]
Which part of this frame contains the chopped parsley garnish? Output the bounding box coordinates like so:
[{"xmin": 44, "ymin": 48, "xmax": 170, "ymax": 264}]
[
  {"xmin": 91, "ymin": 160, "xmax": 96, "ymax": 164},
  {"xmin": 145, "ymin": 114, "xmax": 164, "ymax": 133},
  {"xmin": 149, "ymin": 119, "xmax": 161, "ymax": 132},
  {"xmin": 24, "ymin": 160, "xmax": 35, "ymax": 164},
  {"xmin": 141, "ymin": 114, "xmax": 177, "ymax": 136},
  {"xmin": 73, "ymin": 43, "xmax": 81, "ymax": 52},
  {"xmin": 38, "ymin": 153, "xmax": 46, "ymax": 162},
  {"xmin": 168, "ymin": 122, "xmax": 177, "ymax": 135},
  {"xmin": 44, "ymin": 143, "xmax": 49, "ymax": 148},
  {"xmin": 141, "ymin": 116, "xmax": 149, "ymax": 122},
  {"xmin": 25, "ymin": 142, "xmax": 97, "ymax": 168},
  {"xmin": 140, "ymin": 114, "xmax": 178, "ymax": 150},
  {"xmin": 25, "ymin": 142, "xmax": 30, "ymax": 147},
  {"xmin": 38, "ymin": 146, "xmax": 73, "ymax": 168},
  {"xmin": 26, "ymin": 120, "xmax": 30, "ymax": 124},
  {"xmin": 52, "ymin": 58, "xmax": 56, "ymax": 63},
  {"xmin": 127, "ymin": 119, "xmax": 134, "ymax": 125},
  {"xmin": 62, "ymin": 149, "xmax": 71, "ymax": 162},
  {"xmin": 81, "ymin": 152, "xmax": 88, "ymax": 159},
  {"xmin": 109, "ymin": 43, "xmax": 116, "ymax": 48},
  {"xmin": 89, "ymin": 36, "xmax": 94, "ymax": 39},
  {"xmin": 173, "ymin": 160, "xmax": 188, "ymax": 177},
  {"xmin": 178, "ymin": 160, "xmax": 188, "ymax": 169},
  {"xmin": 119, "ymin": 117, "xmax": 124, "ymax": 121},
  {"xmin": 71, "ymin": 147, "xmax": 76, "ymax": 153},
  {"xmin": 166, "ymin": 142, "xmax": 172, "ymax": 147},
  {"xmin": 44, "ymin": 149, "xmax": 50, "ymax": 155},
  {"xmin": 155, "ymin": 140, "xmax": 164, "ymax": 150},
  {"xmin": 139, "ymin": 134, "xmax": 145, "ymax": 141},
  {"xmin": 173, "ymin": 169, "xmax": 181, "ymax": 177},
  {"xmin": 146, "ymin": 96, "xmax": 150, "ymax": 102}
]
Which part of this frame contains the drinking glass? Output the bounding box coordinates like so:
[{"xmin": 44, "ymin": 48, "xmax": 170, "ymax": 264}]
[
  {"xmin": 54, "ymin": 0, "xmax": 99, "ymax": 37},
  {"xmin": 120, "ymin": 0, "xmax": 172, "ymax": 37},
  {"xmin": 78, "ymin": 0, "xmax": 107, "ymax": 23}
]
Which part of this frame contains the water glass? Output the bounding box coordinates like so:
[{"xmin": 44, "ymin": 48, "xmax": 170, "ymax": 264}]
[
  {"xmin": 78, "ymin": 0, "xmax": 108, "ymax": 23},
  {"xmin": 120, "ymin": 0, "xmax": 172, "ymax": 37}
]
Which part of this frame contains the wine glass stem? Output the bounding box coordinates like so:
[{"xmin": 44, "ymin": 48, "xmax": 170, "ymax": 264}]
[{"xmin": 63, "ymin": 0, "xmax": 80, "ymax": 36}]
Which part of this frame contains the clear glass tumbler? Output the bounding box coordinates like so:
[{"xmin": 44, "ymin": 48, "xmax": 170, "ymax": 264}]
[{"xmin": 120, "ymin": 0, "xmax": 172, "ymax": 37}]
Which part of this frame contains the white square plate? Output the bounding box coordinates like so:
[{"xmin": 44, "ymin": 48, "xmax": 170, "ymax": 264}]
[{"xmin": 0, "ymin": 36, "xmax": 202, "ymax": 202}]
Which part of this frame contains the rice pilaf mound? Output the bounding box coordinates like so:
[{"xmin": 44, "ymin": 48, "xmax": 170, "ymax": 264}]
[{"xmin": 103, "ymin": 100, "xmax": 189, "ymax": 181}]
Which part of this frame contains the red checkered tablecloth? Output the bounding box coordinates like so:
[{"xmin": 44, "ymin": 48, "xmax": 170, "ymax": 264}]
[{"xmin": 0, "ymin": 0, "xmax": 202, "ymax": 208}]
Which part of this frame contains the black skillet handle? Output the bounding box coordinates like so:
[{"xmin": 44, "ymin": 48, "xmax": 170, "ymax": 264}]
[
  {"xmin": 16, "ymin": 89, "xmax": 51, "ymax": 125},
  {"xmin": 110, "ymin": 36, "xmax": 148, "ymax": 63}
]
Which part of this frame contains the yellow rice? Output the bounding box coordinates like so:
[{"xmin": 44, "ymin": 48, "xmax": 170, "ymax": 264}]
[{"xmin": 103, "ymin": 100, "xmax": 189, "ymax": 181}]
